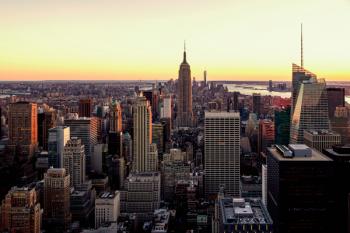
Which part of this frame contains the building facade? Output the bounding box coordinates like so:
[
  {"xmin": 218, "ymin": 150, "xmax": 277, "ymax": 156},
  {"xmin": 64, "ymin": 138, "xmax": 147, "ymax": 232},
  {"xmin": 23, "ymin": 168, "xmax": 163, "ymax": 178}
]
[{"xmin": 204, "ymin": 112, "xmax": 241, "ymax": 197}]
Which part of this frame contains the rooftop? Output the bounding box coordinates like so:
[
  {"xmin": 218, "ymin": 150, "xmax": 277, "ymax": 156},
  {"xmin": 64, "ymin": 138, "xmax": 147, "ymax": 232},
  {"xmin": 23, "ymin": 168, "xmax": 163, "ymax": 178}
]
[
  {"xmin": 98, "ymin": 191, "xmax": 118, "ymax": 199},
  {"xmin": 268, "ymin": 145, "xmax": 332, "ymax": 161},
  {"xmin": 205, "ymin": 111, "xmax": 240, "ymax": 118},
  {"xmin": 304, "ymin": 129, "xmax": 340, "ymax": 136},
  {"xmin": 220, "ymin": 198, "xmax": 272, "ymax": 225}
]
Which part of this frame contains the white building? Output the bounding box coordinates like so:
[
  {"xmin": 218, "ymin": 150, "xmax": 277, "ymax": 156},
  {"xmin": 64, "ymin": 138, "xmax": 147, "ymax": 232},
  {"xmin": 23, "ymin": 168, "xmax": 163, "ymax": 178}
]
[{"xmin": 95, "ymin": 191, "xmax": 120, "ymax": 228}]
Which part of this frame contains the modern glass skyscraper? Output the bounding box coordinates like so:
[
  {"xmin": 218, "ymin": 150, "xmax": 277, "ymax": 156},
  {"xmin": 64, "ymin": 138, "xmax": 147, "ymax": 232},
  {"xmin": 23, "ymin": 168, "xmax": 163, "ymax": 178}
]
[
  {"xmin": 290, "ymin": 78, "xmax": 330, "ymax": 144},
  {"xmin": 275, "ymin": 106, "xmax": 291, "ymax": 145},
  {"xmin": 204, "ymin": 111, "xmax": 240, "ymax": 198},
  {"xmin": 291, "ymin": 64, "xmax": 316, "ymax": 114}
]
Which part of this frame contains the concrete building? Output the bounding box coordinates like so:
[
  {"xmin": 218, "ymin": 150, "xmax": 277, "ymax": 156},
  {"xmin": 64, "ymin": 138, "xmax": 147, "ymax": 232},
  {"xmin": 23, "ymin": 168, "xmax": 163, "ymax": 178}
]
[
  {"xmin": 48, "ymin": 126, "xmax": 70, "ymax": 168},
  {"xmin": 160, "ymin": 96, "xmax": 172, "ymax": 119},
  {"xmin": 215, "ymin": 197, "xmax": 273, "ymax": 233},
  {"xmin": 79, "ymin": 98, "xmax": 93, "ymax": 118},
  {"xmin": 304, "ymin": 129, "xmax": 341, "ymax": 152},
  {"xmin": 65, "ymin": 117, "xmax": 98, "ymax": 170},
  {"xmin": 63, "ymin": 137, "xmax": 86, "ymax": 188},
  {"xmin": 43, "ymin": 168, "xmax": 71, "ymax": 231},
  {"xmin": 8, "ymin": 102, "xmax": 38, "ymax": 158},
  {"xmin": 109, "ymin": 101, "xmax": 122, "ymax": 133},
  {"xmin": 327, "ymin": 87, "xmax": 345, "ymax": 117},
  {"xmin": 121, "ymin": 172, "xmax": 161, "ymax": 220},
  {"xmin": 132, "ymin": 96, "xmax": 153, "ymax": 172},
  {"xmin": 95, "ymin": 191, "xmax": 120, "ymax": 228},
  {"xmin": 258, "ymin": 119, "xmax": 275, "ymax": 156},
  {"xmin": 204, "ymin": 112, "xmax": 240, "ymax": 197},
  {"xmin": 1, "ymin": 186, "xmax": 41, "ymax": 233}
]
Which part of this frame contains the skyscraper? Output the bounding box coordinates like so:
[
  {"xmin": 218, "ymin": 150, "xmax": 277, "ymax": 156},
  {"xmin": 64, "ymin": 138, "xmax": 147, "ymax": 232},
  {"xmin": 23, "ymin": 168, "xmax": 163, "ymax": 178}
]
[
  {"xmin": 176, "ymin": 46, "xmax": 193, "ymax": 127},
  {"xmin": 79, "ymin": 98, "xmax": 93, "ymax": 118},
  {"xmin": 63, "ymin": 138, "xmax": 86, "ymax": 188},
  {"xmin": 258, "ymin": 119, "xmax": 275, "ymax": 156},
  {"xmin": 290, "ymin": 78, "xmax": 330, "ymax": 144},
  {"xmin": 203, "ymin": 70, "xmax": 207, "ymax": 86},
  {"xmin": 43, "ymin": 168, "xmax": 71, "ymax": 231},
  {"xmin": 323, "ymin": 145, "xmax": 350, "ymax": 233},
  {"xmin": 65, "ymin": 117, "xmax": 98, "ymax": 171},
  {"xmin": 1, "ymin": 186, "xmax": 41, "ymax": 233},
  {"xmin": 37, "ymin": 107, "xmax": 56, "ymax": 150},
  {"xmin": 326, "ymin": 87, "xmax": 345, "ymax": 117},
  {"xmin": 274, "ymin": 107, "xmax": 291, "ymax": 145},
  {"xmin": 291, "ymin": 64, "xmax": 316, "ymax": 114},
  {"xmin": 252, "ymin": 93, "xmax": 261, "ymax": 117},
  {"xmin": 204, "ymin": 111, "xmax": 240, "ymax": 197},
  {"xmin": 48, "ymin": 126, "xmax": 70, "ymax": 168},
  {"xmin": 267, "ymin": 145, "xmax": 334, "ymax": 233},
  {"xmin": 109, "ymin": 100, "xmax": 122, "ymax": 133},
  {"xmin": 132, "ymin": 96, "xmax": 153, "ymax": 172},
  {"xmin": 8, "ymin": 102, "xmax": 38, "ymax": 158}
]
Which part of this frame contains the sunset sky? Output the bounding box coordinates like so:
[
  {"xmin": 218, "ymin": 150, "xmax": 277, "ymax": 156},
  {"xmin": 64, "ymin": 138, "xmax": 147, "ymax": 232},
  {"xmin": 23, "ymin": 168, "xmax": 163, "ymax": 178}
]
[{"xmin": 0, "ymin": 0, "xmax": 349, "ymax": 81}]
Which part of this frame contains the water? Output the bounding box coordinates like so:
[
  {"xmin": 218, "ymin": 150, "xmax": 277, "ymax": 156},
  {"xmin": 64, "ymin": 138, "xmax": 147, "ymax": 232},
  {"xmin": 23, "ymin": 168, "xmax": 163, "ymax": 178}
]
[
  {"xmin": 225, "ymin": 83, "xmax": 350, "ymax": 104},
  {"xmin": 224, "ymin": 84, "xmax": 291, "ymax": 98}
]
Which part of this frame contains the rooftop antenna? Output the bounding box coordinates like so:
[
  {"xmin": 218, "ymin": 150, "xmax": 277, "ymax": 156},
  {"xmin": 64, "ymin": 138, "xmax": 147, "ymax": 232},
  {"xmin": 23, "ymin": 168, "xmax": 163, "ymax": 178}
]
[{"xmin": 301, "ymin": 23, "xmax": 304, "ymax": 68}]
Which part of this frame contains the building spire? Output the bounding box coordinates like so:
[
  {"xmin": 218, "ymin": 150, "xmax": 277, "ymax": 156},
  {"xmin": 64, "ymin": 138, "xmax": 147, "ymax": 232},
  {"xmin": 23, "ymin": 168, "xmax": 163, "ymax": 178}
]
[
  {"xmin": 183, "ymin": 40, "xmax": 187, "ymax": 63},
  {"xmin": 301, "ymin": 23, "xmax": 303, "ymax": 68}
]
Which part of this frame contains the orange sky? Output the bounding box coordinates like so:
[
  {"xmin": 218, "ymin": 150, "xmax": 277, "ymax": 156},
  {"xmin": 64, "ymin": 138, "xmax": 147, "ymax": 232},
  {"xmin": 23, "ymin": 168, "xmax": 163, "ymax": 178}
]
[{"xmin": 0, "ymin": 0, "xmax": 349, "ymax": 81}]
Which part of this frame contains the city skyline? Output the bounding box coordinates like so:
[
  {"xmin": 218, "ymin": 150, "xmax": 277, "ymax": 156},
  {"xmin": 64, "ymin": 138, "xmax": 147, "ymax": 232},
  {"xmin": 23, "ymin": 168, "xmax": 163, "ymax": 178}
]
[{"xmin": 1, "ymin": 0, "xmax": 350, "ymax": 81}]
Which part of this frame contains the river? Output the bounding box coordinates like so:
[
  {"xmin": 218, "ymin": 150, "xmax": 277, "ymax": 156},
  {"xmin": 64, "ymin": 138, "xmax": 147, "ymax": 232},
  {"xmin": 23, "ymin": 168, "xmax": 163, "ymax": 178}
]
[{"xmin": 224, "ymin": 83, "xmax": 350, "ymax": 104}]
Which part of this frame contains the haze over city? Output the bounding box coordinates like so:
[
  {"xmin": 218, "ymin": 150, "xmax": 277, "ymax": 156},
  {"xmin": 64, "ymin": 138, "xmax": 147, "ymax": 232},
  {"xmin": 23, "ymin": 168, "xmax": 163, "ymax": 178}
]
[{"xmin": 1, "ymin": 0, "xmax": 350, "ymax": 81}]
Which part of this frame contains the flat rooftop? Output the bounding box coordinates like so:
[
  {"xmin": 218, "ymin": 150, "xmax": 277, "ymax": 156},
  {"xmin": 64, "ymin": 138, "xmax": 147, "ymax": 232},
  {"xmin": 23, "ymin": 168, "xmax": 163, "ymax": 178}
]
[
  {"xmin": 205, "ymin": 111, "xmax": 240, "ymax": 118},
  {"xmin": 304, "ymin": 129, "xmax": 340, "ymax": 136},
  {"xmin": 268, "ymin": 146, "xmax": 332, "ymax": 161},
  {"xmin": 220, "ymin": 198, "xmax": 272, "ymax": 225},
  {"xmin": 98, "ymin": 191, "xmax": 118, "ymax": 199}
]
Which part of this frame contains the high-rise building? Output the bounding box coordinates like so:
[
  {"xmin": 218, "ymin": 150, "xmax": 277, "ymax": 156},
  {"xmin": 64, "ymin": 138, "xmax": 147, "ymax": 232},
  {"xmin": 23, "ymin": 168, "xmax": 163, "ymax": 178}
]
[
  {"xmin": 323, "ymin": 145, "xmax": 350, "ymax": 233},
  {"xmin": 331, "ymin": 107, "xmax": 350, "ymax": 144},
  {"xmin": 8, "ymin": 102, "xmax": 38, "ymax": 158},
  {"xmin": 108, "ymin": 131, "xmax": 122, "ymax": 156},
  {"xmin": 304, "ymin": 129, "xmax": 341, "ymax": 152},
  {"xmin": 176, "ymin": 46, "xmax": 193, "ymax": 127},
  {"xmin": 160, "ymin": 96, "xmax": 172, "ymax": 120},
  {"xmin": 291, "ymin": 64, "xmax": 316, "ymax": 114},
  {"xmin": 120, "ymin": 172, "xmax": 161, "ymax": 221},
  {"xmin": 152, "ymin": 123, "xmax": 164, "ymax": 154},
  {"xmin": 148, "ymin": 143, "xmax": 158, "ymax": 171},
  {"xmin": 274, "ymin": 107, "xmax": 291, "ymax": 145},
  {"xmin": 38, "ymin": 108, "xmax": 57, "ymax": 150},
  {"xmin": 261, "ymin": 164, "xmax": 267, "ymax": 205},
  {"xmin": 95, "ymin": 191, "xmax": 120, "ymax": 228},
  {"xmin": 203, "ymin": 70, "xmax": 207, "ymax": 86},
  {"xmin": 1, "ymin": 186, "xmax": 41, "ymax": 233},
  {"xmin": 43, "ymin": 168, "xmax": 71, "ymax": 231},
  {"xmin": 258, "ymin": 119, "xmax": 275, "ymax": 156},
  {"xmin": 327, "ymin": 87, "xmax": 345, "ymax": 117},
  {"xmin": 233, "ymin": 91, "xmax": 239, "ymax": 111},
  {"xmin": 63, "ymin": 138, "xmax": 86, "ymax": 188},
  {"xmin": 252, "ymin": 93, "xmax": 261, "ymax": 117},
  {"xmin": 267, "ymin": 144, "xmax": 334, "ymax": 233},
  {"xmin": 132, "ymin": 96, "xmax": 153, "ymax": 172},
  {"xmin": 79, "ymin": 98, "xmax": 93, "ymax": 118},
  {"xmin": 109, "ymin": 100, "xmax": 122, "ymax": 133},
  {"xmin": 48, "ymin": 126, "xmax": 70, "ymax": 168},
  {"xmin": 204, "ymin": 112, "xmax": 240, "ymax": 197},
  {"xmin": 290, "ymin": 78, "xmax": 330, "ymax": 144},
  {"xmin": 65, "ymin": 117, "xmax": 98, "ymax": 171}
]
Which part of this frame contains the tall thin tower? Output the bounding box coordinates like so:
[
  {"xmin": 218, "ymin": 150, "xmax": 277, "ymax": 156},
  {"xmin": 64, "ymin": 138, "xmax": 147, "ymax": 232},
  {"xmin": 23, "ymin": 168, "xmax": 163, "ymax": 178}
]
[
  {"xmin": 301, "ymin": 23, "xmax": 303, "ymax": 68},
  {"xmin": 176, "ymin": 42, "xmax": 193, "ymax": 127}
]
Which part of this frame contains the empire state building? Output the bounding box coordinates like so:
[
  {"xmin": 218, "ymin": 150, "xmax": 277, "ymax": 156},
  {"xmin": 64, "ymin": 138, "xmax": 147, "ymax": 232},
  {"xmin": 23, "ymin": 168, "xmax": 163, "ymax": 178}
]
[{"xmin": 176, "ymin": 47, "xmax": 193, "ymax": 127}]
